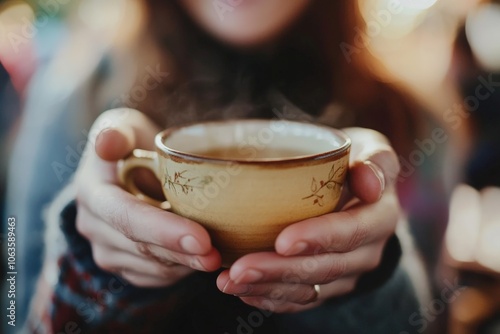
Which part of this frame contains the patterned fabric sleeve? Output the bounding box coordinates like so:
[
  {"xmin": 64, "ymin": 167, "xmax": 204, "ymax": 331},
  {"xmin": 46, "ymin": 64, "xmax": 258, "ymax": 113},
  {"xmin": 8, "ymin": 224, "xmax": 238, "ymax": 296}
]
[{"xmin": 25, "ymin": 184, "xmax": 209, "ymax": 334}]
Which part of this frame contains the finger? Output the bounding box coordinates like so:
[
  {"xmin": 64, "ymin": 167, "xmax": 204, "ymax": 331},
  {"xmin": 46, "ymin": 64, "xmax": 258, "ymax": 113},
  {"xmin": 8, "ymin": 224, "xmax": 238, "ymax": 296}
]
[
  {"xmin": 77, "ymin": 109, "xmax": 163, "ymax": 201},
  {"xmin": 228, "ymin": 246, "xmax": 383, "ymax": 285},
  {"xmin": 95, "ymin": 128, "xmax": 134, "ymax": 162},
  {"xmin": 235, "ymin": 277, "xmax": 358, "ymax": 311},
  {"xmin": 133, "ymin": 242, "xmax": 222, "ymax": 272},
  {"xmin": 91, "ymin": 245, "xmax": 194, "ymax": 285},
  {"xmin": 218, "ymin": 270, "xmax": 358, "ymax": 305},
  {"xmin": 343, "ymin": 128, "xmax": 400, "ymax": 202},
  {"xmin": 77, "ymin": 208, "xmax": 221, "ymax": 271},
  {"xmin": 239, "ymin": 297, "xmax": 309, "ymax": 314},
  {"xmin": 343, "ymin": 128, "xmax": 400, "ymax": 184},
  {"xmin": 92, "ymin": 108, "xmax": 160, "ymax": 161},
  {"xmin": 76, "ymin": 204, "xmax": 143, "ymax": 252},
  {"xmin": 348, "ymin": 161, "xmax": 385, "ymax": 203},
  {"xmin": 230, "ymin": 283, "xmax": 318, "ymax": 305},
  {"xmin": 78, "ymin": 183, "xmax": 217, "ymax": 258},
  {"xmin": 75, "ymin": 110, "xmax": 159, "ymax": 186},
  {"xmin": 119, "ymin": 269, "xmax": 186, "ymax": 288},
  {"xmin": 217, "ymin": 270, "xmax": 317, "ymax": 304},
  {"xmin": 235, "ymin": 277, "xmax": 359, "ymax": 314},
  {"xmin": 275, "ymin": 193, "xmax": 398, "ymax": 256}
]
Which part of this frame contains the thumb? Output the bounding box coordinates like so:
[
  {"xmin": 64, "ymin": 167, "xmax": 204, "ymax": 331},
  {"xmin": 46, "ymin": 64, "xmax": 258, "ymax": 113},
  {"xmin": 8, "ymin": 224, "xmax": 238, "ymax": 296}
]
[
  {"xmin": 92, "ymin": 108, "xmax": 160, "ymax": 161},
  {"xmin": 343, "ymin": 128, "xmax": 400, "ymax": 203}
]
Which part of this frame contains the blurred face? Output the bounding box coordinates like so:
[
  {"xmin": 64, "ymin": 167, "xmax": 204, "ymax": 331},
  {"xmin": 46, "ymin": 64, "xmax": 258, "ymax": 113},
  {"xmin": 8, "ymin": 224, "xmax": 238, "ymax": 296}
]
[{"xmin": 179, "ymin": 0, "xmax": 311, "ymax": 47}]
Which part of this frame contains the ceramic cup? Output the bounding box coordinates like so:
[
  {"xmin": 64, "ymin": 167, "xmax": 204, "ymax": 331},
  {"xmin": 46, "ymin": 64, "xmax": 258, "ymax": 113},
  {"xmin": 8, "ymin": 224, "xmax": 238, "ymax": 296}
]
[{"xmin": 118, "ymin": 119, "xmax": 351, "ymax": 266}]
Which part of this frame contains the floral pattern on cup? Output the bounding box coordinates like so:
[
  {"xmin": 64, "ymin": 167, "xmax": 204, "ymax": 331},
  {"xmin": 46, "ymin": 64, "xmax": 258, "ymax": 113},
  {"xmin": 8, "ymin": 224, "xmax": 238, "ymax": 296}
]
[
  {"xmin": 164, "ymin": 169, "xmax": 213, "ymax": 195},
  {"xmin": 302, "ymin": 164, "xmax": 347, "ymax": 206}
]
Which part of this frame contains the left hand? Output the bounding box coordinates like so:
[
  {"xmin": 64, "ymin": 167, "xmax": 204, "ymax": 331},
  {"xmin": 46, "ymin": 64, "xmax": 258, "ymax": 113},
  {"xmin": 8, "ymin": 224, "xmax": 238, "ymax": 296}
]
[{"xmin": 216, "ymin": 127, "xmax": 402, "ymax": 313}]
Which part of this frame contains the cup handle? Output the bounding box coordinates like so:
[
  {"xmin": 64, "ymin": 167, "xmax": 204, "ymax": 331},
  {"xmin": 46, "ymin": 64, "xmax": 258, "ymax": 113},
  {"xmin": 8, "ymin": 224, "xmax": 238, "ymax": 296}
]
[{"xmin": 117, "ymin": 149, "xmax": 171, "ymax": 210}]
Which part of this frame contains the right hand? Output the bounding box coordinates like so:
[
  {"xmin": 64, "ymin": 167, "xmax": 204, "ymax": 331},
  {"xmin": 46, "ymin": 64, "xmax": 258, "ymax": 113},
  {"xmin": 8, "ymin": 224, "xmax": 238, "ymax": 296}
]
[{"xmin": 74, "ymin": 108, "xmax": 221, "ymax": 288}]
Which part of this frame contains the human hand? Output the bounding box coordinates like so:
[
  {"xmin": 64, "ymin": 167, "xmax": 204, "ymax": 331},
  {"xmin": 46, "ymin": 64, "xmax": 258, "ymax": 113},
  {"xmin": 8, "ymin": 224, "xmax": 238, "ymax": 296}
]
[
  {"xmin": 216, "ymin": 127, "xmax": 401, "ymax": 312},
  {"xmin": 445, "ymin": 185, "xmax": 500, "ymax": 273},
  {"xmin": 75, "ymin": 109, "xmax": 221, "ymax": 288}
]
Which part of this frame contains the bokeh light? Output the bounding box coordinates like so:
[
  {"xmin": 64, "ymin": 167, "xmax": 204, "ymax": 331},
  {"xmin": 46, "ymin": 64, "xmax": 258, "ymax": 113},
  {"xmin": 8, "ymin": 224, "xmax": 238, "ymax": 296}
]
[{"xmin": 466, "ymin": 2, "xmax": 500, "ymax": 71}]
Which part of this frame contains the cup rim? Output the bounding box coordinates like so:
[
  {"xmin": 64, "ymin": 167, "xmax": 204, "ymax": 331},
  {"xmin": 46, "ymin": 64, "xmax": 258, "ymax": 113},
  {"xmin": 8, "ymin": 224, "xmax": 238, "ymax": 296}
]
[{"xmin": 155, "ymin": 119, "xmax": 351, "ymax": 164}]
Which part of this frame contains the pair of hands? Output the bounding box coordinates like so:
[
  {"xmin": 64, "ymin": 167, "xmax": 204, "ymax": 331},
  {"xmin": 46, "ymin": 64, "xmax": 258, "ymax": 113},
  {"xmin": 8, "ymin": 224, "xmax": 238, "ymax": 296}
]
[{"xmin": 75, "ymin": 109, "xmax": 401, "ymax": 313}]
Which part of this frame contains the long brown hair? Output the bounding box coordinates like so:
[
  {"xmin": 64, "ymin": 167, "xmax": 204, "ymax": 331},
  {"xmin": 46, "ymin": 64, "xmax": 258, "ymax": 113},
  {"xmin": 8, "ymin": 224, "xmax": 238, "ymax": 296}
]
[{"xmin": 109, "ymin": 0, "xmax": 420, "ymax": 156}]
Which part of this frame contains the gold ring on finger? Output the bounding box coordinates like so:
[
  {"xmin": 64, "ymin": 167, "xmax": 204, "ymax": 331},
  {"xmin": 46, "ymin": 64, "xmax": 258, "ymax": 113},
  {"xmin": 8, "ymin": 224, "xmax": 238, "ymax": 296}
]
[{"xmin": 313, "ymin": 284, "xmax": 321, "ymax": 301}]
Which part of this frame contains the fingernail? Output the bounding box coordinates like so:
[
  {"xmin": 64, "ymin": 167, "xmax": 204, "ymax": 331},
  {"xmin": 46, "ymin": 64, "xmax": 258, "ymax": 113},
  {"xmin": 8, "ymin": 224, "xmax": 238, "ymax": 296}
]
[
  {"xmin": 222, "ymin": 281, "xmax": 251, "ymax": 296},
  {"xmin": 180, "ymin": 235, "xmax": 204, "ymax": 254},
  {"xmin": 365, "ymin": 161, "xmax": 385, "ymax": 197},
  {"xmin": 284, "ymin": 241, "xmax": 309, "ymax": 256},
  {"xmin": 235, "ymin": 269, "xmax": 263, "ymax": 284},
  {"xmin": 94, "ymin": 128, "xmax": 108, "ymax": 147},
  {"xmin": 190, "ymin": 258, "xmax": 207, "ymax": 271}
]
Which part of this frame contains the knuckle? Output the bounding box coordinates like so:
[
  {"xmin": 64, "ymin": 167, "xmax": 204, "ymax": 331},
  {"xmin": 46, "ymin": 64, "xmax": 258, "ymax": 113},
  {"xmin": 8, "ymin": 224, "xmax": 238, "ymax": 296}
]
[
  {"xmin": 314, "ymin": 216, "xmax": 337, "ymax": 252},
  {"xmin": 297, "ymin": 286, "xmax": 318, "ymax": 305},
  {"xmin": 320, "ymin": 256, "xmax": 348, "ymax": 283},
  {"xmin": 329, "ymin": 211, "xmax": 369, "ymax": 252},
  {"xmin": 80, "ymin": 186, "xmax": 134, "ymax": 240},
  {"xmin": 158, "ymin": 265, "xmax": 179, "ymax": 278},
  {"xmin": 317, "ymin": 235, "xmax": 334, "ymax": 253},
  {"xmin": 103, "ymin": 193, "xmax": 137, "ymax": 241},
  {"xmin": 314, "ymin": 216, "xmax": 348, "ymax": 253},
  {"xmin": 345, "ymin": 213, "xmax": 369, "ymax": 252},
  {"xmin": 268, "ymin": 287, "xmax": 285, "ymax": 300},
  {"xmin": 136, "ymin": 243, "xmax": 181, "ymax": 267},
  {"xmin": 114, "ymin": 207, "xmax": 134, "ymax": 240},
  {"xmin": 136, "ymin": 242, "xmax": 152, "ymax": 257}
]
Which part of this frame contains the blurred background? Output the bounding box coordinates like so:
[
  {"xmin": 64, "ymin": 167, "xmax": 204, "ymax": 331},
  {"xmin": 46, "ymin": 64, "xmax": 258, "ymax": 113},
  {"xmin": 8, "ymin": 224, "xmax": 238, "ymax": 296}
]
[{"xmin": 1, "ymin": 0, "xmax": 499, "ymax": 333}]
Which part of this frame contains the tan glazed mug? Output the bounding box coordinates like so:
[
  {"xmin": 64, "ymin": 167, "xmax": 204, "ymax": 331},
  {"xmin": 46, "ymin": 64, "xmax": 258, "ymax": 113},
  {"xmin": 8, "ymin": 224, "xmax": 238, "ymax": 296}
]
[{"xmin": 118, "ymin": 119, "xmax": 351, "ymax": 266}]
